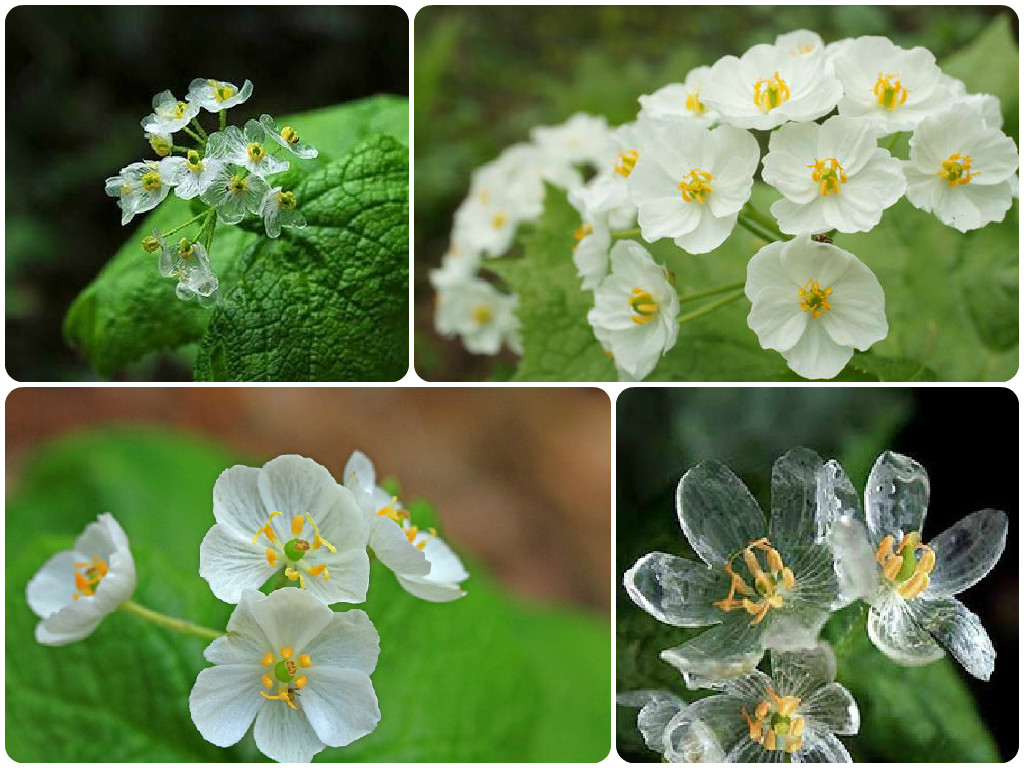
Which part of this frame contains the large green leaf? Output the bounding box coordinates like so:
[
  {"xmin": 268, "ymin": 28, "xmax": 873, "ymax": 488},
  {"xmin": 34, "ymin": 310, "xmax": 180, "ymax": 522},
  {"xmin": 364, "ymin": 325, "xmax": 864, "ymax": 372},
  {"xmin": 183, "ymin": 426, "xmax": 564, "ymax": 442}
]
[
  {"xmin": 64, "ymin": 95, "xmax": 408, "ymax": 379},
  {"xmin": 5, "ymin": 429, "xmax": 609, "ymax": 761}
]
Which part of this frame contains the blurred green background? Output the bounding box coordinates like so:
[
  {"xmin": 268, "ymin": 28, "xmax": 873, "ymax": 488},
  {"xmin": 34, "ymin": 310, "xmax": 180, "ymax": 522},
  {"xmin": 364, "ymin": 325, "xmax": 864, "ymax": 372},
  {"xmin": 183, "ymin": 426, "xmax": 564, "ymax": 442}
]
[
  {"xmin": 616, "ymin": 388, "xmax": 1018, "ymax": 761},
  {"xmin": 414, "ymin": 6, "xmax": 1018, "ymax": 381},
  {"xmin": 6, "ymin": 6, "xmax": 408, "ymax": 381}
]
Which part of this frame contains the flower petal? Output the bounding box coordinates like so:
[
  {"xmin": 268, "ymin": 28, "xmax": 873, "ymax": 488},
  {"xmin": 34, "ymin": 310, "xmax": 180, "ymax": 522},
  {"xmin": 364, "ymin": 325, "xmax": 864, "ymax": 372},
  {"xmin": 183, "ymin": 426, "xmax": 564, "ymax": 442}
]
[
  {"xmin": 726, "ymin": 735, "xmax": 785, "ymax": 762},
  {"xmin": 676, "ymin": 460, "xmax": 768, "ymax": 567},
  {"xmin": 663, "ymin": 704, "xmax": 729, "ymax": 761},
  {"xmin": 189, "ymin": 664, "xmax": 265, "ymax": 748},
  {"xmin": 770, "ymin": 643, "xmax": 836, "ymax": 700},
  {"xmin": 827, "ymin": 515, "xmax": 881, "ymax": 606},
  {"xmin": 370, "ymin": 517, "xmax": 430, "ymax": 577},
  {"xmin": 300, "ymin": 546, "xmax": 370, "ymax": 605},
  {"xmin": 909, "ymin": 596, "xmax": 996, "ymax": 680},
  {"xmin": 343, "ymin": 450, "xmax": 376, "ymax": 491},
  {"xmin": 793, "ymin": 726, "xmax": 852, "ymax": 762},
  {"xmin": 252, "ymin": 695, "xmax": 325, "ymax": 762},
  {"xmin": 301, "ymin": 608, "xmax": 380, "ymax": 676},
  {"xmin": 199, "ymin": 524, "xmax": 279, "ymax": 605},
  {"xmin": 864, "ymin": 451, "xmax": 930, "ymax": 543},
  {"xmin": 301, "ymin": 666, "xmax": 381, "ymax": 748},
  {"xmin": 618, "ymin": 692, "xmax": 684, "ymax": 754},
  {"xmin": 926, "ymin": 509, "xmax": 1008, "ymax": 598},
  {"xmin": 623, "ymin": 551, "xmax": 730, "ymax": 627},
  {"xmin": 257, "ymin": 455, "xmax": 344, "ymax": 534},
  {"xmin": 204, "ymin": 589, "xmax": 274, "ymax": 665},
  {"xmin": 866, "ymin": 591, "xmax": 944, "ymax": 667},
  {"xmin": 781, "ymin": 320, "xmax": 853, "ymax": 380},
  {"xmin": 661, "ymin": 611, "xmax": 765, "ymax": 686},
  {"xmin": 396, "ymin": 574, "xmax": 467, "ymax": 602},
  {"xmin": 768, "ymin": 447, "xmax": 825, "ymax": 549},
  {"xmin": 26, "ymin": 551, "xmax": 79, "ymax": 618},
  {"xmin": 799, "ymin": 683, "xmax": 859, "ymax": 736},
  {"xmin": 247, "ymin": 587, "xmax": 335, "ymax": 654},
  {"xmin": 212, "ymin": 464, "xmax": 268, "ymax": 538},
  {"xmin": 35, "ymin": 598, "xmax": 106, "ymax": 645}
]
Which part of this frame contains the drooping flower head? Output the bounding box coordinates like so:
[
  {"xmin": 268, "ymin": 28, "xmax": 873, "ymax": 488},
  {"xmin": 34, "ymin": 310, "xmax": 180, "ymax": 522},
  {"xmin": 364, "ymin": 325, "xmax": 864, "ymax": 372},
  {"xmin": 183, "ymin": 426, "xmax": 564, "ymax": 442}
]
[
  {"xmin": 141, "ymin": 89, "xmax": 201, "ymax": 135},
  {"xmin": 26, "ymin": 513, "xmax": 136, "ymax": 646},
  {"xmin": 105, "ymin": 161, "xmax": 172, "ymax": 225},
  {"xmin": 259, "ymin": 114, "xmax": 319, "ymax": 160},
  {"xmin": 260, "ymin": 187, "xmax": 307, "ymax": 238},
  {"xmin": 190, "ymin": 588, "xmax": 381, "ymax": 762},
  {"xmin": 187, "ymin": 77, "xmax": 254, "ymax": 113},
  {"xmin": 153, "ymin": 233, "xmax": 220, "ymax": 304},
  {"xmin": 624, "ymin": 448, "xmax": 842, "ymax": 688},
  {"xmin": 199, "ymin": 455, "xmax": 370, "ymax": 606}
]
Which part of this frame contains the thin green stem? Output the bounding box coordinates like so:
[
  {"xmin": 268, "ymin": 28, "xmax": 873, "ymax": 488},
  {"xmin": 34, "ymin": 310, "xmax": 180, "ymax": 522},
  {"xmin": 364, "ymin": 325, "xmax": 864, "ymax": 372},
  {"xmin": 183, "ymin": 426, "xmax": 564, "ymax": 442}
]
[
  {"xmin": 171, "ymin": 144, "xmax": 192, "ymax": 154},
  {"xmin": 199, "ymin": 208, "xmax": 218, "ymax": 253},
  {"xmin": 120, "ymin": 600, "xmax": 223, "ymax": 641},
  {"xmin": 678, "ymin": 281, "xmax": 746, "ymax": 304},
  {"xmin": 190, "ymin": 118, "xmax": 208, "ymax": 140},
  {"xmin": 610, "ymin": 227, "xmax": 642, "ymax": 240},
  {"xmin": 678, "ymin": 289, "xmax": 745, "ymax": 325},
  {"xmin": 219, "ymin": 109, "xmax": 227, "ymax": 131},
  {"xmin": 161, "ymin": 211, "xmax": 210, "ymax": 239},
  {"xmin": 736, "ymin": 214, "xmax": 778, "ymax": 243},
  {"xmin": 742, "ymin": 204, "xmax": 784, "ymax": 238},
  {"xmin": 181, "ymin": 125, "xmax": 206, "ymax": 147}
]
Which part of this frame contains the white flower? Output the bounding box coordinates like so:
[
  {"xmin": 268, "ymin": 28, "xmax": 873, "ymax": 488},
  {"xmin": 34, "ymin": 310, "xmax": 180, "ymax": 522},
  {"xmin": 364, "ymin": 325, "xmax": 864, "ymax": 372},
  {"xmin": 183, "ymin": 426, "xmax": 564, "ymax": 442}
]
[
  {"xmin": 154, "ymin": 233, "xmax": 220, "ymax": 304},
  {"xmin": 627, "ymin": 119, "xmax": 759, "ymax": 254},
  {"xmin": 343, "ymin": 451, "xmax": 468, "ymax": 602},
  {"xmin": 208, "ymin": 121, "xmax": 290, "ymax": 178},
  {"xmin": 187, "ymin": 77, "xmax": 254, "ymax": 113},
  {"xmin": 189, "ymin": 588, "xmax": 380, "ymax": 762},
  {"xmin": 903, "ymin": 108, "xmax": 1018, "ymax": 232},
  {"xmin": 201, "ymin": 166, "xmax": 271, "ymax": 225},
  {"xmin": 259, "ymin": 114, "xmax": 319, "ymax": 159},
  {"xmin": 825, "ymin": 452, "xmax": 1007, "ymax": 680},
  {"xmin": 429, "ymin": 241, "xmax": 482, "ymax": 291},
  {"xmin": 701, "ymin": 43, "xmax": 842, "ymax": 130},
  {"xmin": 530, "ymin": 112, "xmax": 614, "ymax": 167},
  {"xmin": 745, "ymin": 235, "xmax": 888, "ymax": 380},
  {"xmin": 832, "ymin": 37, "xmax": 952, "ymax": 133},
  {"xmin": 140, "ymin": 89, "xmax": 200, "ymax": 135},
  {"xmin": 774, "ymin": 29, "xmax": 825, "ymax": 57},
  {"xmin": 577, "ymin": 121, "xmax": 646, "ymax": 218},
  {"xmin": 26, "ymin": 513, "xmax": 136, "ymax": 646},
  {"xmin": 762, "ymin": 115, "xmax": 906, "ymax": 234},
  {"xmin": 105, "ymin": 161, "xmax": 172, "ymax": 225},
  {"xmin": 568, "ymin": 187, "xmax": 613, "ymax": 290},
  {"xmin": 434, "ymin": 277, "xmax": 521, "ymax": 355},
  {"xmin": 160, "ymin": 150, "xmax": 225, "ymax": 200},
  {"xmin": 451, "ymin": 190, "xmax": 521, "ymax": 260},
  {"xmin": 260, "ymin": 187, "xmax": 307, "ymax": 238},
  {"xmin": 587, "ymin": 240, "xmax": 679, "ymax": 380},
  {"xmin": 199, "ymin": 455, "xmax": 370, "ymax": 605},
  {"xmin": 638, "ymin": 66, "xmax": 718, "ymax": 126}
]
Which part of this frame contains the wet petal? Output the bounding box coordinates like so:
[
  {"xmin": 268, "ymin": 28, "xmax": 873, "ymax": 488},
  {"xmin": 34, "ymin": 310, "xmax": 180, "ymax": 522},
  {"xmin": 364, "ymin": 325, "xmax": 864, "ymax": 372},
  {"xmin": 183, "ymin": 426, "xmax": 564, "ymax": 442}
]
[
  {"xmin": 664, "ymin": 708, "xmax": 727, "ymax": 762},
  {"xmin": 864, "ymin": 451, "xmax": 930, "ymax": 544},
  {"xmin": 909, "ymin": 596, "xmax": 996, "ymax": 680},
  {"xmin": 827, "ymin": 515, "xmax": 880, "ymax": 606},
  {"xmin": 799, "ymin": 683, "xmax": 859, "ymax": 735},
  {"xmin": 769, "ymin": 447, "xmax": 826, "ymax": 549},
  {"xmin": 727, "ymin": 735, "xmax": 785, "ymax": 762},
  {"xmin": 793, "ymin": 726, "xmax": 853, "ymax": 762},
  {"xmin": 770, "ymin": 643, "xmax": 836, "ymax": 700},
  {"xmin": 661, "ymin": 611, "xmax": 765, "ymax": 686},
  {"xmin": 866, "ymin": 591, "xmax": 944, "ymax": 667},
  {"xmin": 616, "ymin": 691, "xmax": 684, "ymax": 754},
  {"xmin": 623, "ymin": 551, "xmax": 730, "ymax": 627},
  {"xmin": 926, "ymin": 509, "xmax": 1007, "ymax": 598}
]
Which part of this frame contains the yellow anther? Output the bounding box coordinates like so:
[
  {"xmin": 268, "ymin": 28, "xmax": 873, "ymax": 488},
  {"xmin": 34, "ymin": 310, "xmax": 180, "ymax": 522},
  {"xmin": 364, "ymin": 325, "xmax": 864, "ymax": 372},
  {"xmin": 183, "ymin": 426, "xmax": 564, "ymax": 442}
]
[
  {"xmin": 753, "ymin": 72, "xmax": 791, "ymax": 112},
  {"xmin": 280, "ymin": 647, "xmax": 294, "ymax": 660},
  {"xmin": 277, "ymin": 190, "xmax": 298, "ymax": 210},
  {"xmin": 265, "ymin": 548, "xmax": 277, "ymax": 567},
  {"xmin": 768, "ymin": 688, "xmax": 800, "ymax": 718},
  {"xmin": 185, "ymin": 149, "xmax": 203, "ymax": 172},
  {"xmin": 228, "ymin": 174, "xmax": 247, "ymax": 194},
  {"xmin": 291, "ymin": 515, "xmax": 305, "ymax": 536},
  {"xmin": 742, "ymin": 548, "xmax": 765, "ymax": 580},
  {"xmin": 898, "ymin": 571, "xmax": 930, "ymax": 600},
  {"xmin": 472, "ymin": 305, "xmax": 493, "ymax": 325},
  {"xmin": 808, "ymin": 157, "xmax": 847, "ymax": 196},
  {"xmin": 615, "ymin": 149, "xmax": 639, "ymax": 177},
  {"xmin": 377, "ymin": 498, "xmax": 407, "ymax": 523},
  {"xmin": 685, "ymin": 89, "xmax": 705, "ymax": 114},
  {"xmin": 415, "ymin": 528, "xmax": 438, "ymax": 551},
  {"xmin": 873, "ymin": 72, "xmax": 909, "ymax": 110},
  {"xmin": 790, "ymin": 44, "xmax": 815, "ymax": 55},
  {"xmin": 211, "ymin": 81, "xmax": 236, "ymax": 102},
  {"xmin": 308, "ymin": 564, "xmax": 330, "ymax": 581},
  {"xmin": 875, "ymin": 534, "xmax": 895, "ymax": 564},
  {"xmin": 305, "ymin": 514, "xmax": 337, "ymax": 554},
  {"xmin": 261, "ymin": 687, "xmax": 298, "ymax": 710},
  {"xmin": 716, "ymin": 538, "xmax": 794, "ymax": 626},
  {"xmin": 918, "ymin": 547, "xmax": 936, "ymax": 574},
  {"xmin": 74, "ymin": 571, "xmax": 94, "ymax": 594},
  {"xmin": 285, "ymin": 567, "xmax": 306, "ymax": 589},
  {"xmin": 281, "ymin": 126, "xmax": 300, "ymax": 145},
  {"xmin": 764, "ymin": 729, "xmax": 777, "ymax": 751},
  {"xmin": 743, "ymin": 708, "xmax": 762, "ymax": 741},
  {"xmin": 574, "ymin": 224, "xmax": 593, "ymax": 243},
  {"xmin": 295, "ymin": 675, "xmax": 308, "ymax": 689},
  {"xmin": 883, "ymin": 554, "xmax": 904, "ymax": 581},
  {"xmin": 261, "ymin": 653, "xmax": 274, "ymax": 666},
  {"xmin": 781, "ymin": 567, "xmax": 795, "ymax": 590},
  {"xmin": 765, "ymin": 547, "xmax": 783, "ymax": 573},
  {"xmin": 492, "ymin": 213, "xmax": 507, "ymax": 230},
  {"xmin": 755, "ymin": 701, "xmax": 770, "ymax": 720},
  {"xmin": 938, "ymin": 153, "xmax": 979, "ymax": 187},
  {"xmin": 141, "ymin": 170, "xmax": 162, "ymax": 191},
  {"xmin": 298, "ymin": 654, "xmax": 312, "ymax": 668},
  {"xmin": 405, "ymin": 525, "xmax": 420, "ymax": 544},
  {"xmin": 898, "ymin": 532, "xmax": 917, "ymax": 552},
  {"xmin": 246, "ymin": 142, "xmax": 265, "ymax": 163},
  {"xmin": 252, "ymin": 511, "xmax": 282, "ymax": 544},
  {"xmin": 798, "ymin": 279, "xmax": 833, "ymax": 319},
  {"xmin": 679, "ymin": 168, "xmax": 713, "ymax": 203},
  {"xmin": 261, "ymin": 674, "xmax": 273, "ymax": 688},
  {"xmin": 629, "ymin": 288, "xmax": 659, "ymax": 325}
]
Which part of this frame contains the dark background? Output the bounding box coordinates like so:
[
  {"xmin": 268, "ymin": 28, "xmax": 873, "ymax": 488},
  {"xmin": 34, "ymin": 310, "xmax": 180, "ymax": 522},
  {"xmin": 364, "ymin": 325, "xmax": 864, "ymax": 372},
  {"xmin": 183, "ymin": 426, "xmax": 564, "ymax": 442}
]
[
  {"xmin": 413, "ymin": 6, "xmax": 1018, "ymax": 381},
  {"xmin": 6, "ymin": 6, "xmax": 408, "ymax": 381},
  {"xmin": 616, "ymin": 387, "xmax": 1018, "ymax": 761}
]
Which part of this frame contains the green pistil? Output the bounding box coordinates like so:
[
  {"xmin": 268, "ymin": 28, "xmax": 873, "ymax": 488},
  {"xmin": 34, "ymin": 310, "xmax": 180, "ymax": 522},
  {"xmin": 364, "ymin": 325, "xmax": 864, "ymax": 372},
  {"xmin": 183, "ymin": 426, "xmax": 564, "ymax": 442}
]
[
  {"xmin": 274, "ymin": 659, "xmax": 297, "ymax": 683},
  {"xmin": 284, "ymin": 538, "xmax": 310, "ymax": 561}
]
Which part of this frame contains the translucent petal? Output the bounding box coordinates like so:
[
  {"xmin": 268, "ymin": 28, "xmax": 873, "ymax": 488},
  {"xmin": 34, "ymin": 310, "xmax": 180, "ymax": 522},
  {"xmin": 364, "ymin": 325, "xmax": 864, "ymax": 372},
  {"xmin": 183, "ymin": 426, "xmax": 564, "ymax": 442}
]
[
  {"xmin": 926, "ymin": 509, "xmax": 1008, "ymax": 598},
  {"xmin": 661, "ymin": 611, "xmax": 765, "ymax": 686},
  {"xmin": 727, "ymin": 735, "xmax": 785, "ymax": 762},
  {"xmin": 623, "ymin": 551, "xmax": 730, "ymax": 627},
  {"xmin": 799, "ymin": 683, "xmax": 859, "ymax": 735},
  {"xmin": 677, "ymin": 460, "xmax": 768, "ymax": 567},
  {"xmin": 769, "ymin": 447, "xmax": 826, "ymax": 549},
  {"xmin": 826, "ymin": 516, "xmax": 880, "ymax": 606},
  {"xmin": 909, "ymin": 596, "xmax": 996, "ymax": 681},
  {"xmin": 684, "ymin": 692, "xmax": 749, "ymax": 751},
  {"xmin": 793, "ymin": 726, "xmax": 853, "ymax": 762},
  {"xmin": 780, "ymin": 542, "xmax": 838, "ymax": 618},
  {"xmin": 815, "ymin": 459, "xmax": 864, "ymax": 540},
  {"xmin": 867, "ymin": 591, "xmax": 944, "ymax": 666},
  {"xmin": 626, "ymin": 692, "xmax": 684, "ymax": 753},
  {"xmin": 663, "ymin": 706, "xmax": 728, "ymax": 761},
  {"xmin": 188, "ymin": 664, "xmax": 264, "ymax": 748},
  {"xmin": 864, "ymin": 451, "xmax": 930, "ymax": 544},
  {"xmin": 770, "ymin": 643, "xmax": 836, "ymax": 700},
  {"xmin": 718, "ymin": 669, "xmax": 772, "ymax": 703}
]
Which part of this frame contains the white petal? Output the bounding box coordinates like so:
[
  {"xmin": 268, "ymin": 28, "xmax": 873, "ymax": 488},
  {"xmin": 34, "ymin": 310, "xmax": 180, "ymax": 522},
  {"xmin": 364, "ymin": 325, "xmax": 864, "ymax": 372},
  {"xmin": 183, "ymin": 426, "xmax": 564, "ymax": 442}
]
[
  {"xmin": 419, "ymin": 535, "xmax": 469, "ymax": 583},
  {"xmin": 189, "ymin": 664, "xmax": 265, "ymax": 748},
  {"xmin": 663, "ymin": 706, "xmax": 728, "ymax": 761},
  {"xmin": 300, "ymin": 546, "xmax": 370, "ymax": 605},
  {"xmin": 623, "ymin": 551, "xmax": 730, "ymax": 627},
  {"xmin": 301, "ymin": 666, "xmax": 381, "ymax": 747},
  {"xmin": 781, "ymin": 320, "xmax": 853, "ymax": 380},
  {"xmin": 799, "ymin": 683, "xmax": 859, "ymax": 735},
  {"xmin": 26, "ymin": 550, "xmax": 79, "ymax": 618},
  {"xmin": 396, "ymin": 574, "xmax": 466, "ymax": 602},
  {"xmin": 301, "ymin": 609, "xmax": 380, "ymax": 675},
  {"xmin": 866, "ymin": 591, "xmax": 944, "ymax": 666},
  {"xmin": 827, "ymin": 516, "xmax": 880, "ymax": 606},
  {"xmin": 864, "ymin": 451, "xmax": 929, "ymax": 543},
  {"xmin": 247, "ymin": 587, "xmax": 335, "ymax": 654},
  {"xmin": 747, "ymin": 286, "xmax": 809, "ymax": 352},
  {"xmin": 204, "ymin": 589, "xmax": 274, "ymax": 665},
  {"xmin": 369, "ymin": 517, "xmax": 430, "ymax": 577},
  {"xmin": 252, "ymin": 695, "xmax": 325, "ymax": 762},
  {"xmin": 910, "ymin": 596, "xmax": 996, "ymax": 680},
  {"xmin": 35, "ymin": 599, "xmax": 105, "ymax": 645},
  {"xmin": 212, "ymin": 464, "xmax": 269, "ymax": 538},
  {"xmin": 198, "ymin": 524, "xmax": 278, "ymax": 604},
  {"xmin": 343, "ymin": 450, "xmax": 376, "ymax": 492},
  {"xmin": 926, "ymin": 509, "xmax": 1007, "ymax": 597},
  {"xmin": 258, "ymin": 455, "xmax": 344, "ymax": 533}
]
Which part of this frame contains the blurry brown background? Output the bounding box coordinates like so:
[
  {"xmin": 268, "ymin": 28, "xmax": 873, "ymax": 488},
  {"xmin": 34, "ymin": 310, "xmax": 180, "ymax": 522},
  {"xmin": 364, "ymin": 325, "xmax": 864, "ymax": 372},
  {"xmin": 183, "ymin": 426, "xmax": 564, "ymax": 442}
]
[{"xmin": 5, "ymin": 387, "xmax": 610, "ymax": 611}]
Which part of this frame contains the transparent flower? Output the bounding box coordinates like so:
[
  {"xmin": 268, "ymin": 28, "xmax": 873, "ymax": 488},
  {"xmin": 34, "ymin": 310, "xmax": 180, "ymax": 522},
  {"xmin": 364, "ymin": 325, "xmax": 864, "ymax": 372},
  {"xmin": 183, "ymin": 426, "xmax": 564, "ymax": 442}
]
[
  {"xmin": 587, "ymin": 239, "xmax": 679, "ymax": 380},
  {"xmin": 627, "ymin": 119, "xmax": 759, "ymax": 254},
  {"xmin": 199, "ymin": 455, "xmax": 370, "ymax": 605},
  {"xmin": 105, "ymin": 161, "xmax": 172, "ymax": 225},
  {"xmin": 745, "ymin": 235, "xmax": 888, "ymax": 380},
  {"xmin": 616, "ymin": 691, "xmax": 690, "ymax": 759},
  {"xmin": 530, "ymin": 112, "xmax": 615, "ymax": 168},
  {"xmin": 153, "ymin": 233, "xmax": 220, "ymax": 304},
  {"xmin": 761, "ymin": 115, "xmax": 906, "ymax": 235},
  {"xmin": 623, "ymin": 448, "xmax": 842, "ymax": 688},
  {"xmin": 903, "ymin": 108, "xmax": 1018, "ymax": 233},
  {"xmin": 259, "ymin": 114, "xmax": 319, "ymax": 159},
  {"xmin": 140, "ymin": 89, "xmax": 201, "ymax": 135},
  {"xmin": 638, "ymin": 66, "xmax": 718, "ymax": 126},
  {"xmin": 832, "ymin": 37, "xmax": 953, "ymax": 133},
  {"xmin": 260, "ymin": 187, "xmax": 307, "ymax": 238},
  {"xmin": 434, "ymin": 277, "xmax": 521, "ymax": 355},
  {"xmin": 626, "ymin": 644, "xmax": 859, "ymax": 762},
  {"xmin": 189, "ymin": 588, "xmax": 380, "ymax": 762},
  {"xmin": 701, "ymin": 43, "xmax": 842, "ymax": 130},
  {"xmin": 187, "ymin": 77, "xmax": 254, "ymax": 113},
  {"xmin": 824, "ymin": 451, "xmax": 1007, "ymax": 680},
  {"xmin": 147, "ymin": 130, "xmax": 173, "ymax": 157},
  {"xmin": 207, "ymin": 121, "xmax": 290, "ymax": 178},
  {"xmin": 344, "ymin": 450, "xmax": 469, "ymax": 602},
  {"xmin": 201, "ymin": 165, "xmax": 271, "ymax": 225},
  {"xmin": 160, "ymin": 150, "xmax": 225, "ymax": 200},
  {"xmin": 26, "ymin": 513, "xmax": 136, "ymax": 646}
]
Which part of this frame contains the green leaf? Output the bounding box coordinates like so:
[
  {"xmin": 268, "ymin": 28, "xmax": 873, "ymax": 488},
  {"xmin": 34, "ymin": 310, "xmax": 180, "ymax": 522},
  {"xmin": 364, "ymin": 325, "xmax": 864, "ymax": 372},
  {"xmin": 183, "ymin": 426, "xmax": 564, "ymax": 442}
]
[
  {"xmin": 6, "ymin": 428, "xmax": 609, "ymax": 761},
  {"xmin": 64, "ymin": 95, "xmax": 408, "ymax": 379},
  {"xmin": 193, "ymin": 134, "xmax": 408, "ymax": 381},
  {"xmin": 942, "ymin": 14, "xmax": 1019, "ymax": 139},
  {"xmin": 847, "ymin": 351, "xmax": 940, "ymax": 382}
]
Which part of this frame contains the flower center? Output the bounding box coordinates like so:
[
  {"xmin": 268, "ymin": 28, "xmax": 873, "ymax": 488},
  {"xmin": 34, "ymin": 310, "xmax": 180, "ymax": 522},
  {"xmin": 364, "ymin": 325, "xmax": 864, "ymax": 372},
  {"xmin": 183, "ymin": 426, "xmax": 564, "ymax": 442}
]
[
  {"xmin": 573, "ymin": 224, "xmax": 593, "ymax": 246},
  {"xmin": 246, "ymin": 142, "xmax": 266, "ymax": 163},
  {"xmin": 873, "ymin": 72, "xmax": 909, "ymax": 110},
  {"xmin": 798, "ymin": 279, "xmax": 832, "ymax": 318},
  {"xmin": 491, "ymin": 213, "xmax": 507, "ymax": 230},
  {"xmin": 141, "ymin": 170, "xmax": 162, "ymax": 191},
  {"xmin": 685, "ymin": 89, "xmax": 706, "ymax": 115},
  {"xmin": 210, "ymin": 80, "xmax": 236, "ymax": 103},
  {"xmin": 228, "ymin": 174, "xmax": 248, "ymax": 194},
  {"xmin": 743, "ymin": 688, "xmax": 806, "ymax": 753},
  {"xmin": 260, "ymin": 647, "xmax": 312, "ymax": 710},
  {"xmin": 679, "ymin": 168, "xmax": 713, "ymax": 204},
  {"xmin": 938, "ymin": 153, "xmax": 980, "ymax": 187},
  {"xmin": 185, "ymin": 150, "xmax": 203, "ymax": 173},
  {"xmin": 471, "ymin": 304, "xmax": 493, "ymax": 325},
  {"xmin": 615, "ymin": 149, "xmax": 639, "ymax": 177},
  {"xmin": 280, "ymin": 126, "xmax": 300, "ymax": 145},
  {"xmin": 172, "ymin": 101, "xmax": 190, "ymax": 119},
  {"xmin": 252, "ymin": 512, "xmax": 337, "ymax": 588},
  {"xmin": 377, "ymin": 498, "xmax": 437, "ymax": 551},
  {"xmin": 628, "ymin": 287, "xmax": 659, "ymax": 325},
  {"xmin": 714, "ymin": 537, "xmax": 795, "ymax": 626},
  {"xmin": 875, "ymin": 531, "xmax": 936, "ymax": 600},
  {"xmin": 277, "ymin": 190, "xmax": 298, "ymax": 210},
  {"xmin": 753, "ymin": 72, "xmax": 791, "ymax": 112},
  {"xmin": 789, "ymin": 44, "xmax": 815, "ymax": 55},
  {"xmin": 176, "ymin": 238, "xmax": 195, "ymax": 262},
  {"xmin": 808, "ymin": 157, "xmax": 847, "ymax": 196},
  {"xmin": 72, "ymin": 555, "xmax": 108, "ymax": 599}
]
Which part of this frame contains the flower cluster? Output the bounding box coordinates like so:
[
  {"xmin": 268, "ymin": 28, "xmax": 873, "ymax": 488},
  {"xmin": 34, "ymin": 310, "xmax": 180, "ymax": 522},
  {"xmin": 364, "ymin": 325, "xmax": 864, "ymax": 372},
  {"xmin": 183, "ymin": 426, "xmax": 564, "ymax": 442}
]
[
  {"xmin": 26, "ymin": 452, "xmax": 468, "ymax": 762},
  {"xmin": 432, "ymin": 30, "xmax": 1018, "ymax": 380},
  {"xmin": 106, "ymin": 79, "xmax": 318, "ymax": 306},
  {"xmin": 620, "ymin": 448, "xmax": 1007, "ymax": 762}
]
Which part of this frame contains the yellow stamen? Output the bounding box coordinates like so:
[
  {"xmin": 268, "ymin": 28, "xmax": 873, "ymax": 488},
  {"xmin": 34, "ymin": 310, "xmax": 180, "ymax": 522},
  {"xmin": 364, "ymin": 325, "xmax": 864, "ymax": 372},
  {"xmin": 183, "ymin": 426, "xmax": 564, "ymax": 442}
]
[
  {"xmin": 883, "ymin": 554, "xmax": 904, "ymax": 581},
  {"xmin": 615, "ymin": 149, "xmax": 639, "ymax": 177},
  {"xmin": 875, "ymin": 535, "xmax": 895, "ymax": 564},
  {"xmin": 798, "ymin": 279, "xmax": 832, "ymax": 319},
  {"xmin": 280, "ymin": 126, "xmax": 300, "ymax": 145},
  {"xmin": 808, "ymin": 157, "xmax": 848, "ymax": 196},
  {"xmin": 280, "ymin": 647, "xmax": 294, "ymax": 660},
  {"xmin": 261, "ymin": 687, "xmax": 298, "ymax": 710},
  {"xmin": 298, "ymin": 654, "xmax": 312, "ymax": 668},
  {"xmin": 376, "ymin": 498, "xmax": 408, "ymax": 524},
  {"xmin": 685, "ymin": 89, "xmax": 705, "ymax": 115},
  {"xmin": 753, "ymin": 72, "xmax": 791, "ymax": 112},
  {"xmin": 492, "ymin": 213, "xmax": 507, "ymax": 230},
  {"xmin": 295, "ymin": 675, "xmax": 307, "ymax": 689},
  {"xmin": 291, "ymin": 515, "xmax": 305, "ymax": 536},
  {"xmin": 679, "ymin": 168, "xmax": 713, "ymax": 203},
  {"xmin": 472, "ymin": 305, "xmax": 493, "ymax": 325},
  {"xmin": 210, "ymin": 81, "xmax": 236, "ymax": 102},
  {"xmin": 277, "ymin": 190, "xmax": 298, "ymax": 210},
  {"xmin": 629, "ymin": 287, "xmax": 659, "ymax": 325},
  {"xmin": 305, "ymin": 514, "xmax": 337, "ymax": 554},
  {"xmin": 262, "ymin": 674, "xmax": 273, "ymax": 688},
  {"xmin": 938, "ymin": 153, "xmax": 979, "ymax": 187},
  {"xmin": 308, "ymin": 564, "xmax": 330, "ymax": 581},
  {"xmin": 873, "ymin": 72, "xmax": 909, "ymax": 110},
  {"xmin": 261, "ymin": 653, "xmax": 274, "ymax": 666},
  {"xmin": 285, "ymin": 567, "xmax": 306, "ymax": 589},
  {"xmin": 715, "ymin": 538, "xmax": 794, "ymax": 626},
  {"xmin": 266, "ymin": 548, "xmax": 277, "ymax": 567},
  {"xmin": 415, "ymin": 528, "xmax": 438, "ymax": 551},
  {"xmin": 574, "ymin": 224, "xmax": 593, "ymax": 243},
  {"xmin": 141, "ymin": 170, "xmax": 162, "ymax": 191},
  {"xmin": 246, "ymin": 142, "xmax": 265, "ymax": 163},
  {"xmin": 252, "ymin": 511, "xmax": 282, "ymax": 544},
  {"xmin": 898, "ymin": 571, "xmax": 930, "ymax": 600}
]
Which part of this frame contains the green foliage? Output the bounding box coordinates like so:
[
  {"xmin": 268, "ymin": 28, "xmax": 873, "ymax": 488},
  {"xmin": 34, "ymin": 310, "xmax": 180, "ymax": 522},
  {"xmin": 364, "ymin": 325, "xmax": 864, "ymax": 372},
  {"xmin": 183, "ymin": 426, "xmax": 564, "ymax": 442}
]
[
  {"xmin": 5, "ymin": 429, "xmax": 609, "ymax": 761},
  {"xmin": 64, "ymin": 95, "xmax": 409, "ymax": 380}
]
